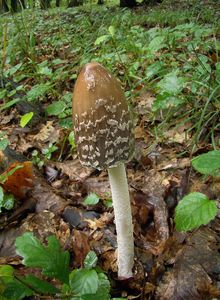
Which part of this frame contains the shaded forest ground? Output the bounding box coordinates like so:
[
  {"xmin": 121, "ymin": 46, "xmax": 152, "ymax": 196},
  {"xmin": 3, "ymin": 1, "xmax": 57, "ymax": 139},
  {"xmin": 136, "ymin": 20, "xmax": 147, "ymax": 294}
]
[{"xmin": 0, "ymin": 0, "xmax": 220, "ymax": 299}]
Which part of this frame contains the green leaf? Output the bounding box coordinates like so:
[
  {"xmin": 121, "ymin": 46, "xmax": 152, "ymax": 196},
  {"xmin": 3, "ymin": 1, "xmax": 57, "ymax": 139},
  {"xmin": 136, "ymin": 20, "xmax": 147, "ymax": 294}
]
[
  {"xmin": 27, "ymin": 83, "xmax": 52, "ymax": 101},
  {"xmin": 69, "ymin": 269, "xmax": 99, "ymax": 296},
  {"xmin": 82, "ymin": 273, "xmax": 110, "ymax": 300},
  {"xmin": 20, "ymin": 274, "xmax": 59, "ymax": 294},
  {"xmin": 84, "ymin": 251, "xmax": 98, "ymax": 269},
  {"xmin": 175, "ymin": 192, "xmax": 218, "ymax": 232},
  {"xmin": 8, "ymin": 63, "xmax": 23, "ymax": 76},
  {"xmin": 0, "ymin": 99, "xmax": 20, "ymax": 112},
  {"xmin": 83, "ymin": 193, "xmax": 100, "ymax": 205},
  {"xmin": 0, "ymin": 137, "xmax": 9, "ymax": 150},
  {"xmin": 20, "ymin": 112, "xmax": 34, "ymax": 128},
  {"xmin": 94, "ymin": 35, "xmax": 110, "ymax": 46},
  {"xmin": 59, "ymin": 117, "xmax": 73, "ymax": 129},
  {"xmin": 157, "ymin": 72, "xmax": 185, "ymax": 95},
  {"xmin": 148, "ymin": 35, "xmax": 165, "ymax": 52},
  {"xmin": 192, "ymin": 150, "xmax": 220, "ymax": 175},
  {"xmin": 0, "ymin": 265, "xmax": 14, "ymax": 283},
  {"xmin": 2, "ymin": 193, "xmax": 15, "ymax": 211},
  {"xmin": 146, "ymin": 61, "xmax": 164, "ymax": 79},
  {"xmin": 152, "ymin": 93, "xmax": 184, "ymax": 111},
  {"xmin": 103, "ymin": 199, "xmax": 113, "ymax": 208},
  {"xmin": 46, "ymin": 100, "xmax": 66, "ymax": 116},
  {"xmin": 216, "ymin": 62, "xmax": 220, "ymax": 81},
  {"xmin": 108, "ymin": 25, "xmax": 115, "ymax": 37},
  {"xmin": 38, "ymin": 66, "xmax": 52, "ymax": 76},
  {"xmin": 15, "ymin": 233, "xmax": 70, "ymax": 284},
  {"xmin": 3, "ymin": 279, "xmax": 33, "ymax": 300},
  {"xmin": 68, "ymin": 131, "xmax": 76, "ymax": 149}
]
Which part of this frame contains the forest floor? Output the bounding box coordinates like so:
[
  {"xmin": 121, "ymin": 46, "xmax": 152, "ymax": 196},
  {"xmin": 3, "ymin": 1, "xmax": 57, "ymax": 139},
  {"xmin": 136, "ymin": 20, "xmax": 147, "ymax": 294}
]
[{"xmin": 1, "ymin": 0, "xmax": 220, "ymax": 299}]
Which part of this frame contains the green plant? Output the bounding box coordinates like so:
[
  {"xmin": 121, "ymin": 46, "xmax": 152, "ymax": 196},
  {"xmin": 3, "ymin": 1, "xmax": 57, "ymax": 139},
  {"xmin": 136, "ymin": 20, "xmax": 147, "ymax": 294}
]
[
  {"xmin": 42, "ymin": 143, "xmax": 58, "ymax": 160},
  {"xmin": 31, "ymin": 149, "xmax": 44, "ymax": 168},
  {"xmin": 0, "ymin": 132, "xmax": 9, "ymax": 150},
  {"xmin": 175, "ymin": 150, "xmax": 220, "ymax": 232},
  {"xmin": 0, "ymin": 232, "xmax": 111, "ymax": 300},
  {"xmin": 0, "ymin": 186, "xmax": 14, "ymax": 213}
]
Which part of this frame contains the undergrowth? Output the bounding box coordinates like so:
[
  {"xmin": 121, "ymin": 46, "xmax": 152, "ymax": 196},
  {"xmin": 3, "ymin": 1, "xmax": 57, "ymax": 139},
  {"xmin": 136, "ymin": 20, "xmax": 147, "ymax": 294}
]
[{"xmin": 0, "ymin": 0, "xmax": 220, "ymax": 149}]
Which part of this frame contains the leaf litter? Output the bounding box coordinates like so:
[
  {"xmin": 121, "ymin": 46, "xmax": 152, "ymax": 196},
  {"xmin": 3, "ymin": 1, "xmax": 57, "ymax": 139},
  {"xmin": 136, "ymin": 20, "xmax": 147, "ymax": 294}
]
[{"xmin": 1, "ymin": 3, "xmax": 220, "ymax": 299}]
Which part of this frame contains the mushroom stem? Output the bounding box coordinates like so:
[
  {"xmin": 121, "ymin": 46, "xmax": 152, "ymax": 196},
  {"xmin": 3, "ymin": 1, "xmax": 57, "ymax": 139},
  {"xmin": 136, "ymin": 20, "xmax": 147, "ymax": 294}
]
[{"xmin": 107, "ymin": 163, "xmax": 134, "ymax": 279}]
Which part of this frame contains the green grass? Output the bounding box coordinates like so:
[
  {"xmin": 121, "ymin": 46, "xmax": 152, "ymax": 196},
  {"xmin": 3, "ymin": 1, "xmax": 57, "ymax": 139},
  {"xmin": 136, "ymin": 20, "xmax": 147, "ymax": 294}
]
[{"xmin": 1, "ymin": 0, "xmax": 220, "ymax": 151}]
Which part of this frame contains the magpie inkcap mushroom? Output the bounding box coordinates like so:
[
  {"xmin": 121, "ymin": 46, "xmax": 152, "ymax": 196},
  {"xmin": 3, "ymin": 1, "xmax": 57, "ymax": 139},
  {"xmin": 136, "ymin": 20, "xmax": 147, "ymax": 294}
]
[{"xmin": 73, "ymin": 62, "xmax": 134, "ymax": 278}]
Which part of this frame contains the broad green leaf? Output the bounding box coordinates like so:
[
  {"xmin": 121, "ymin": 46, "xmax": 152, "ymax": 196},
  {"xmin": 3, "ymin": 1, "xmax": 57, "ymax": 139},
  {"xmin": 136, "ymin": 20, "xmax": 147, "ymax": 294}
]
[
  {"xmin": 192, "ymin": 150, "xmax": 220, "ymax": 175},
  {"xmin": 27, "ymin": 83, "xmax": 52, "ymax": 101},
  {"xmin": 94, "ymin": 35, "xmax": 109, "ymax": 46},
  {"xmin": 46, "ymin": 100, "xmax": 66, "ymax": 116},
  {"xmin": 2, "ymin": 193, "xmax": 15, "ymax": 211},
  {"xmin": 0, "ymin": 265, "xmax": 14, "ymax": 283},
  {"xmin": 157, "ymin": 72, "xmax": 185, "ymax": 95},
  {"xmin": 103, "ymin": 199, "xmax": 113, "ymax": 208},
  {"xmin": 83, "ymin": 193, "xmax": 100, "ymax": 205},
  {"xmin": 148, "ymin": 35, "xmax": 165, "ymax": 52},
  {"xmin": 82, "ymin": 273, "xmax": 110, "ymax": 300},
  {"xmin": 20, "ymin": 112, "xmax": 34, "ymax": 128},
  {"xmin": 84, "ymin": 251, "xmax": 98, "ymax": 269},
  {"xmin": 38, "ymin": 66, "xmax": 52, "ymax": 76},
  {"xmin": 15, "ymin": 233, "xmax": 70, "ymax": 284},
  {"xmin": 59, "ymin": 117, "xmax": 73, "ymax": 129},
  {"xmin": 175, "ymin": 192, "xmax": 218, "ymax": 231},
  {"xmin": 2, "ymin": 279, "xmax": 33, "ymax": 300},
  {"xmin": 0, "ymin": 138, "xmax": 9, "ymax": 150},
  {"xmin": 69, "ymin": 269, "xmax": 99, "ymax": 295},
  {"xmin": 20, "ymin": 274, "xmax": 59, "ymax": 294},
  {"xmin": 108, "ymin": 25, "xmax": 115, "ymax": 36},
  {"xmin": 152, "ymin": 93, "xmax": 184, "ymax": 111},
  {"xmin": 8, "ymin": 63, "xmax": 23, "ymax": 76},
  {"xmin": 146, "ymin": 61, "xmax": 164, "ymax": 79}
]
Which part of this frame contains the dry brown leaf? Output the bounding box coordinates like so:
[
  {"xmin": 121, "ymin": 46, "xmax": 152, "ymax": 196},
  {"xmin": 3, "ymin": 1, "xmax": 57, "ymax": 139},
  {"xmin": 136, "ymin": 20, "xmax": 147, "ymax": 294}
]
[
  {"xmin": 71, "ymin": 229, "xmax": 90, "ymax": 267},
  {"xmin": 156, "ymin": 227, "xmax": 220, "ymax": 300},
  {"xmin": 1, "ymin": 161, "xmax": 34, "ymax": 199},
  {"xmin": 55, "ymin": 159, "xmax": 93, "ymax": 181},
  {"xmin": 33, "ymin": 121, "xmax": 60, "ymax": 144}
]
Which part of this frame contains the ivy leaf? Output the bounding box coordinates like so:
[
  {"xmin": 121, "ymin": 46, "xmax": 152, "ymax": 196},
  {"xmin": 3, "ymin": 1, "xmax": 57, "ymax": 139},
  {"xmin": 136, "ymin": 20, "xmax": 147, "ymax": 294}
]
[
  {"xmin": 69, "ymin": 269, "xmax": 99, "ymax": 296},
  {"xmin": 15, "ymin": 233, "xmax": 70, "ymax": 284},
  {"xmin": 84, "ymin": 251, "xmax": 98, "ymax": 269},
  {"xmin": 83, "ymin": 193, "xmax": 100, "ymax": 205},
  {"xmin": 175, "ymin": 192, "xmax": 218, "ymax": 232},
  {"xmin": 20, "ymin": 112, "xmax": 34, "ymax": 128},
  {"xmin": 192, "ymin": 150, "xmax": 220, "ymax": 175}
]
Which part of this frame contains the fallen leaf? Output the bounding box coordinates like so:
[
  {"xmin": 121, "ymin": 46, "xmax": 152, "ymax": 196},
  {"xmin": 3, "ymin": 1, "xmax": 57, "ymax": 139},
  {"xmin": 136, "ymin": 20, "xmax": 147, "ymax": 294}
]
[
  {"xmin": 1, "ymin": 161, "xmax": 34, "ymax": 199},
  {"xmin": 156, "ymin": 227, "xmax": 220, "ymax": 300}
]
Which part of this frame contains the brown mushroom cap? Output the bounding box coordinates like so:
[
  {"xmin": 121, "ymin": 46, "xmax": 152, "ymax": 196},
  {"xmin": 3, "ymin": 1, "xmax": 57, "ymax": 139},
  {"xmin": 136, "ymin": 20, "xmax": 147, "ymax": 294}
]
[{"xmin": 72, "ymin": 62, "xmax": 134, "ymax": 170}]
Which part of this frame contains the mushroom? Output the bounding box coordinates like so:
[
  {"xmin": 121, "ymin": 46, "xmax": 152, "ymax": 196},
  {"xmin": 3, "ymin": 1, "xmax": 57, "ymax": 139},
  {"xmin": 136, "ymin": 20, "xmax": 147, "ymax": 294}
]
[{"xmin": 72, "ymin": 62, "xmax": 134, "ymax": 279}]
